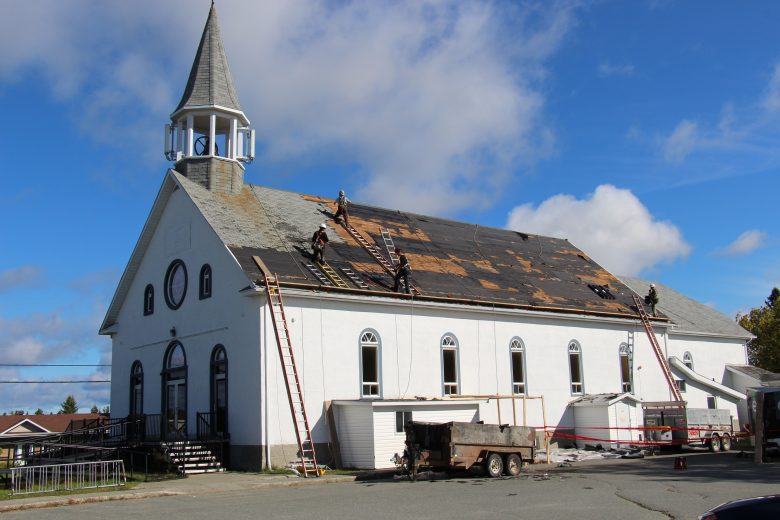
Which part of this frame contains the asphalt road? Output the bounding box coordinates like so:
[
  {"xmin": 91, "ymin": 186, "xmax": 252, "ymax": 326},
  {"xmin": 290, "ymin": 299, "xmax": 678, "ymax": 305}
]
[{"xmin": 3, "ymin": 453, "xmax": 778, "ymax": 520}]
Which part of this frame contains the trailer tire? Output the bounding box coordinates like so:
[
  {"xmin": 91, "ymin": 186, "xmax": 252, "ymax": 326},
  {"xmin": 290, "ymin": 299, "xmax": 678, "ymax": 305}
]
[
  {"xmin": 485, "ymin": 453, "xmax": 503, "ymax": 478},
  {"xmin": 709, "ymin": 434, "xmax": 721, "ymax": 452},
  {"xmin": 720, "ymin": 434, "xmax": 731, "ymax": 452},
  {"xmin": 505, "ymin": 454, "xmax": 522, "ymax": 477}
]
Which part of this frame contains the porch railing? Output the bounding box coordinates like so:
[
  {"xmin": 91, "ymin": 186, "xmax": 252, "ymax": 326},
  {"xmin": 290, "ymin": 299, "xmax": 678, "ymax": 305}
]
[{"xmin": 196, "ymin": 412, "xmax": 229, "ymax": 441}]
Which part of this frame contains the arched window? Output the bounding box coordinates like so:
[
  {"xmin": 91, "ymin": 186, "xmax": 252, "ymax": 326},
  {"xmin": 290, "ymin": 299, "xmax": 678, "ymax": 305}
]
[
  {"xmin": 441, "ymin": 334, "xmax": 460, "ymax": 396},
  {"xmin": 210, "ymin": 345, "xmax": 228, "ymax": 438},
  {"xmin": 130, "ymin": 361, "xmax": 144, "ymax": 416},
  {"xmin": 619, "ymin": 343, "xmax": 632, "ymax": 393},
  {"xmin": 568, "ymin": 341, "xmax": 584, "ymax": 395},
  {"xmin": 163, "ymin": 342, "xmax": 187, "ymax": 437},
  {"xmin": 164, "ymin": 260, "xmax": 187, "ymax": 310},
  {"xmin": 510, "ymin": 337, "xmax": 527, "ymax": 395},
  {"xmin": 360, "ymin": 330, "xmax": 381, "ymax": 397},
  {"xmin": 143, "ymin": 285, "xmax": 154, "ymax": 316},
  {"xmin": 199, "ymin": 264, "xmax": 212, "ymax": 300},
  {"xmin": 683, "ymin": 351, "xmax": 693, "ymax": 370}
]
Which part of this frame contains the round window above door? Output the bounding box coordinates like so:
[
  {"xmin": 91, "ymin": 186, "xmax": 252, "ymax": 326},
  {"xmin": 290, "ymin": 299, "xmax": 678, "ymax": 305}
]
[{"xmin": 164, "ymin": 260, "xmax": 188, "ymax": 310}]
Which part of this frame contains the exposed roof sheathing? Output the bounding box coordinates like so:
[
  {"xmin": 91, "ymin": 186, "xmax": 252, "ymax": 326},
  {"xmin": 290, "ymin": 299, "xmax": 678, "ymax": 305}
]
[{"xmin": 176, "ymin": 171, "xmax": 651, "ymax": 318}]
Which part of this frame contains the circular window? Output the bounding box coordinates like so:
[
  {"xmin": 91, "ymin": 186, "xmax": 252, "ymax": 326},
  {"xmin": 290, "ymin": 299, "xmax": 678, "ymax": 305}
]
[{"xmin": 164, "ymin": 260, "xmax": 188, "ymax": 310}]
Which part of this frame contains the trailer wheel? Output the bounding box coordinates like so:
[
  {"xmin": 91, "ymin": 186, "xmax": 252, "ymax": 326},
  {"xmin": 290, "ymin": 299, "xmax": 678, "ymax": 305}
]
[
  {"xmin": 485, "ymin": 453, "xmax": 503, "ymax": 478},
  {"xmin": 709, "ymin": 434, "xmax": 721, "ymax": 452},
  {"xmin": 505, "ymin": 454, "xmax": 522, "ymax": 477},
  {"xmin": 720, "ymin": 434, "xmax": 731, "ymax": 452}
]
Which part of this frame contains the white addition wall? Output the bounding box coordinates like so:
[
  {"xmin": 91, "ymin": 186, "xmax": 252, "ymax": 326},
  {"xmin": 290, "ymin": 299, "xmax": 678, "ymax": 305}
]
[
  {"xmin": 572, "ymin": 400, "xmax": 641, "ymax": 449},
  {"xmin": 334, "ymin": 401, "xmax": 480, "ymax": 469},
  {"xmin": 109, "ymin": 184, "xmax": 263, "ymax": 448},
  {"xmin": 666, "ymin": 334, "xmax": 746, "ymax": 421},
  {"xmin": 259, "ymin": 291, "xmax": 743, "ymax": 456}
]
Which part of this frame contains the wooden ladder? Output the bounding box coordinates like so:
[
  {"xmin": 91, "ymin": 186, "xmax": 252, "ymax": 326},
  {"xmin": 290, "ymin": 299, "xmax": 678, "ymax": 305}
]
[
  {"xmin": 302, "ymin": 262, "xmax": 333, "ymax": 286},
  {"xmin": 344, "ymin": 223, "xmax": 420, "ymax": 294},
  {"xmin": 262, "ymin": 272, "xmax": 320, "ymax": 477},
  {"xmin": 632, "ymin": 294, "xmax": 683, "ymax": 402}
]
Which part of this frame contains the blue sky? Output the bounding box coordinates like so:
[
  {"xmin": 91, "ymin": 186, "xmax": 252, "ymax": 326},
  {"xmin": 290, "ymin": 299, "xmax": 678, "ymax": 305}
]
[{"xmin": 1, "ymin": 0, "xmax": 778, "ymax": 413}]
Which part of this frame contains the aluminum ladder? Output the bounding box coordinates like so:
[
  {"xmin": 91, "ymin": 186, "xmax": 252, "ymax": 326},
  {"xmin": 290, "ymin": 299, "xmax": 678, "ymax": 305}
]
[
  {"xmin": 344, "ymin": 223, "xmax": 420, "ymax": 294},
  {"xmin": 302, "ymin": 262, "xmax": 333, "ymax": 286},
  {"xmin": 632, "ymin": 294, "xmax": 683, "ymax": 402},
  {"xmin": 379, "ymin": 227, "xmax": 400, "ymax": 264},
  {"xmin": 316, "ymin": 261, "xmax": 349, "ymax": 288},
  {"xmin": 262, "ymin": 272, "xmax": 320, "ymax": 477}
]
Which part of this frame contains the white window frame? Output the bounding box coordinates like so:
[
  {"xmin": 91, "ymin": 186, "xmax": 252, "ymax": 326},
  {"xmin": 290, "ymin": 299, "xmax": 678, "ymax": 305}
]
[
  {"xmin": 395, "ymin": 410, "xmax": 413, "ymax": 434},
  {"xmin": 619, "ymin": 343, "xmax": 633, "ymax": 393},
  {"xmin": 683, "ymin": 351, "xmax": 693, "ymax": 370},
  {"xmin": 441, "ymin": 334, "xmax": 460, "ymax": 396},
  {"xmin": 568, "ymin": 341, "xmax": 584, "ymax": 395},
  {"xmin": 359, "ymin": 330, "xmax": 381, "ymax": 398},
  {"xmin": 510, "ymin": 337, "xmax": 527, "ymax": 395}
]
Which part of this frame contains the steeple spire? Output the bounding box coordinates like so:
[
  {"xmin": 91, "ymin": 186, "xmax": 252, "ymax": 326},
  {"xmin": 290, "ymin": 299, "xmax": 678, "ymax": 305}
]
[
  {"xmin": 174, "ymin": 2, "xmax": 242, "ymax": 114},
  {"xmin": 164, "ymin": 2, "xmax": 255, "ymax": 196}
]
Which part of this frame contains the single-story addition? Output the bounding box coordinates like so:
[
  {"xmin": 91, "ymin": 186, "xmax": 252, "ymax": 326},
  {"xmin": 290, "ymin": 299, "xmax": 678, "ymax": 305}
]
[
  {"xmin": 0, "ymin": 413, "xmax": 104, "ymax": 462},
  {"xmin": 99, "ymin": 3, "xmax": 754, "ymax": 471},
  {"xmin": 569, "ymin": 393, "xmax": 643, "ymax": 449}
]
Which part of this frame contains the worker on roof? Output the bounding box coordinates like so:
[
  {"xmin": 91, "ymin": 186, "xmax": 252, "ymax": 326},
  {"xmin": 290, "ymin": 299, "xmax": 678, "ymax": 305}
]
[
  {"xmin": 644, "ymin": 283, "xmax": 659, "ymax": 317},
  {"xmin": 393, "ymin": 247, "xmax": 412, "ymax": 294},
  {"xmin": 311, "ymin": 223, "xmax": 329, "ymax": 264},
  {"xmin": 334, "ymin": 189, "xmax": 351, "ymax": 226}
]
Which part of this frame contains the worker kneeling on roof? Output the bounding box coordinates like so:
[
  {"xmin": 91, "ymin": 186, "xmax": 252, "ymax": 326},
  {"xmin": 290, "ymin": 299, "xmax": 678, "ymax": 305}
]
[
  {"xmin": 311, "ymin": 223, "xmax": 329, "ymax": 264},
  {"xmin": 334, "ymin": 189, "xmax": 351, "ymax": 225}
]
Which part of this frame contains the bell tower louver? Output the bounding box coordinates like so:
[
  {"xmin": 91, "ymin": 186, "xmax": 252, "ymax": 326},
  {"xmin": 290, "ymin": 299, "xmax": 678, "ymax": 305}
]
[{"xmin": 164, "ymin": 2, "xmax": 254, "ymax": 195}]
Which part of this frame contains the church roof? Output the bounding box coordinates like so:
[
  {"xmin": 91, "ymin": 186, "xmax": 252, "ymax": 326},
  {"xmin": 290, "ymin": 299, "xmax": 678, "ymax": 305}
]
[
  {"xmin": 174, "ymin": 3, "xmax": 242, "ymax": 114},
  {"xmin": 176, "ymin": 171, "xmax": 656, "ymax": 320},
  {"xmin": 620, "ymin": 276, "xmax": 751, "ymax": 339}
]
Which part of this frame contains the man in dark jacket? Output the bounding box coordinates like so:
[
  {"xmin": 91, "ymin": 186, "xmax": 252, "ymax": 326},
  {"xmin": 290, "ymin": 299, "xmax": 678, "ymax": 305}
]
[
  {"xmin": 311, "ymin": 223, "xmax": 329, "ymax": 264},
  {"xmin": 393, "ymin": 247, "xmax": 411, "ymax": 294}
]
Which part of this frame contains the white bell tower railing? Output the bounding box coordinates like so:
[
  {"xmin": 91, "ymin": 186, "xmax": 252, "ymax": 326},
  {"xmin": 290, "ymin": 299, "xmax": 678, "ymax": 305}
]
[{"xmin": 165, "ymin": 112, "xmax": 254, "ymax": 164}]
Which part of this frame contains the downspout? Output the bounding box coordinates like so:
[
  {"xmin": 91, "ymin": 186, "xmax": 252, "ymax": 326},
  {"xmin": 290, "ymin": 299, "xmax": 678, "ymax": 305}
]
[
  {"xmin": 263, "ymin": 302, "xmax": 271, "ymax": 470},
  {"xmin": 662, "ymin": 330, "xmax": 671, "ymax": 401}
]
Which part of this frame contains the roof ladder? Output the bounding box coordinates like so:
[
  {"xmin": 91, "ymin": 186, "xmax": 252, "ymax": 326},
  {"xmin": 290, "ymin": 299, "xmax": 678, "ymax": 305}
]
[
  {"xmin": 302, "ymin": 262, "xmax": 333, "ymax": 286},
  {"xmin": 315, "ymin": 261, "xmax": 349, "ymax": 289},
  {"xmin": 379, "ymin": 227, "xmax": 400, "ymax": 265},
  {"xmin": 340, "ymin": 267, "xmax": 369, "ymax": 289},
  {"xmin": 343, "ymin": 223, "xmax": 420, "ymax": 295},
  {"xmin": 261, "ymin": 272, "xmax": 320, "ymax": 478},
  {"xmin": 632, "ymin": 294, "xmax": 683, "ymax": 402}
]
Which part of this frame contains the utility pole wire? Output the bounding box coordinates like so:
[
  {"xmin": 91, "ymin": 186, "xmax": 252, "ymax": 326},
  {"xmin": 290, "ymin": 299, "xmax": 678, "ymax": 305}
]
[
  {"xmin": 0, "ymin": 364, "xmax": 110, "ymax": 367},
  {"xmin": 0, "ymin": 380, "xmax": 111, "ymax": 384}
]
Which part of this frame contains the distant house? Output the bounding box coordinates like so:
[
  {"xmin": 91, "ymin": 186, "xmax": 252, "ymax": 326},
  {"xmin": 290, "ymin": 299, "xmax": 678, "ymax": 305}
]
[
  {"xmin": 0, "ymin": 413, "xmax": 104, "ymax": 461},
  {"xmin": 99, "ymin": 4, "xmax": 755, "ymax": 471}
]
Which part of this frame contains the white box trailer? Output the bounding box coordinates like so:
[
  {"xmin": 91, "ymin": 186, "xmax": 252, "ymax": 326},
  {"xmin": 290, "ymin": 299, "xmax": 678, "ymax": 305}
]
[{"xmin": 643, "ymin": 402, "xmax": 734, "ymax": 451}]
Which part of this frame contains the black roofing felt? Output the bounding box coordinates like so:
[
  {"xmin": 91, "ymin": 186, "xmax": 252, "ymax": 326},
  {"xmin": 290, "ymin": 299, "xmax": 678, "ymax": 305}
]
[{"xmin": 226, "ymin": 193, "xmax": 652, "ymax": 318}]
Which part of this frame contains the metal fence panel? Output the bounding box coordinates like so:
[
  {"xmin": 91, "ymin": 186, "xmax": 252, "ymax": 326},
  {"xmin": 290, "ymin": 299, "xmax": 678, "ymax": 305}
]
[{"xmin": 10, "ymin": 460, "xmax": 126, "ymax": 496}]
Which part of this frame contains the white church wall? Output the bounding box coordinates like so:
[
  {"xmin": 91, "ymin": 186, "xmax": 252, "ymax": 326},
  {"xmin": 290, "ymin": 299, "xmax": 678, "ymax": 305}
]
[
  {"xmin": 110, "ymin": 183, "xmax": 262, "ymax": 446},
  {"xmin": 260, "ymin": 292, "xmax": 744, "ymax": 452}
]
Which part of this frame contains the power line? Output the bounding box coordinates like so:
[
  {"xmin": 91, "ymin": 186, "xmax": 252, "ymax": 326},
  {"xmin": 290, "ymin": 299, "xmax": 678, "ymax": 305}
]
[
  {"xmin": 0, "ymin": 380, "xmax": 111, "ymax": 384},
  {"xmin": 0, "ymin": 364, "xmax": 110, "ymax": 367}
]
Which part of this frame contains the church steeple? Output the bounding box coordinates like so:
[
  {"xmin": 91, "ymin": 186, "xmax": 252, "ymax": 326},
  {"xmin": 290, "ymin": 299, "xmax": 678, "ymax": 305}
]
[{"xmin": 164, "ymin": 2, "xmax": 255, "ymax": 195}]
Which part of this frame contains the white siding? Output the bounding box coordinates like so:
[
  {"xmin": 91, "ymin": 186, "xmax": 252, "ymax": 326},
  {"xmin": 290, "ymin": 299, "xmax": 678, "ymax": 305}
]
[
  {"xmin": 336, "ymin": 405, "xmax": 374, "ymax": 469},
  {"xmin": 573, "ymin": 401, "xmax": 641, "ymax": 448}
]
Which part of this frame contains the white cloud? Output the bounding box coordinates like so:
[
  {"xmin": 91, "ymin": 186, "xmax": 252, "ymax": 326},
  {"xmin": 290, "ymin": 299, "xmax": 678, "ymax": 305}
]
[
  {"xmin": 720, "ymin": 230, "xmax": 767, "ymax": 256},
  {"xmin": 506, "ymin": 184, "xmax": 691, "ymax": 276},
  {"xmin": 763, "ymin": 62, "xmax": 780, "ymax": 112},
  {"xmin": 662, "ymin": 119, "xmax": 699, "ymax": 163},
  {"xmin": 0, "ymin": 266, "xmax": 43, "ymax": 292},
  {"xmin": 598, "ymin": 62, "xmax": 634, "ymax": 77},
  {"xmin": 0, "ymin": 0, "xmax": 577, "ymax": 215}
]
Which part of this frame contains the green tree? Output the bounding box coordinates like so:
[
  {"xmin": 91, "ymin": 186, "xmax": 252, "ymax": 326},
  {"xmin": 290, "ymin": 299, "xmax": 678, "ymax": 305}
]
[
  {"xmin": 34, "ymin": 408, "xmax": 44, "ymax": 415},
  {"xmin": 90, "ymin": 404, "xmax": 99, "ymax": 414},
  {"xmin": 101, "ymin": 405, "xmax": 110, "ymax": 415},
  {"xmin": 59, "ymin": 395, "xmax": 79, "ymax": 414},
  {"xmin": 738, "ymin": 288, "xmax": 780, "ymax": 371}
]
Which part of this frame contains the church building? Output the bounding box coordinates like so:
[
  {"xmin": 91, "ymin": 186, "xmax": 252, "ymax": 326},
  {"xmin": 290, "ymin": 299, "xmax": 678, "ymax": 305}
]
[{"xmin": 100, "ymin": 4, "xmax": 752, "ymax": 471}]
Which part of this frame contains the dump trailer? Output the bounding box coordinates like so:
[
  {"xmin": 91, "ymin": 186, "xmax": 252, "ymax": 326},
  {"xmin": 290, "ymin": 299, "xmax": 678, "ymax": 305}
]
[
  {"xmin": 643, "ymin": 402, "xmax": 734, "ymax": 451},
  {"xmin": 402, "ymin": 421, "xmax": 535, "ymax": 478}
]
